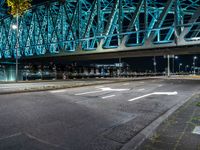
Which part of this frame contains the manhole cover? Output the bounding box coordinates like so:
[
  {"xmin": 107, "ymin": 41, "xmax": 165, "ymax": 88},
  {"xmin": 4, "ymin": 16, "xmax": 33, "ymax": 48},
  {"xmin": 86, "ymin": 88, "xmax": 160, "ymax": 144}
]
[{"xmin": 192, "ymin": 126, "xmax": 200, "ymax": 135}]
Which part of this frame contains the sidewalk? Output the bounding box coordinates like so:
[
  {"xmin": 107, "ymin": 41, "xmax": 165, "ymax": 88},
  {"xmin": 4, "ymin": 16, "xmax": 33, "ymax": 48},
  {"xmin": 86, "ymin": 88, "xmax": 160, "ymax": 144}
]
[
  {"xmin": 166, "ymin": 75, "xmax": 200, "ymax": 80},
  {"xmin": 137, "ymin": 94, "xmax": 200, "ymax": 150},
  {"xmin": 0, "ymin": 77, "xmax": 151, "ymax": 95}
]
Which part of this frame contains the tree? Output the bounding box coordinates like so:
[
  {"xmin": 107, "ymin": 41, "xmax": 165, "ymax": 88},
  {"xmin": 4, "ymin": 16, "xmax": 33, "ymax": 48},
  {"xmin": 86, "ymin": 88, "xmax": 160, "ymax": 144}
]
[{"xmin": 7, "ymin": 0, "xmax": 31, "ymax": 17}]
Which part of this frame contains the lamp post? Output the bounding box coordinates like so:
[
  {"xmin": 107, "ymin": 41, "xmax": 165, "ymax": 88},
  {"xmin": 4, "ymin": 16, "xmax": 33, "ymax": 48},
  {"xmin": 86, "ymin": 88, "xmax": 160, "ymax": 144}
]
[
  {"xmin": 193, "ymin": 56, "xmax": 197, "ymax": 75},
  {"xmin": 12, "ymin": 20, "xmax": 19, "ymax": 82},
  {"xmin": 185, "ymin": 65, "xmax": 189, "ymax": 72},
  {"xmin": 179, "ymin": 63, "xmax": 182, "ymax": 73},
  {"xmin": 153, "ymin": 56, "xmax": 157, "ymax": 74}
]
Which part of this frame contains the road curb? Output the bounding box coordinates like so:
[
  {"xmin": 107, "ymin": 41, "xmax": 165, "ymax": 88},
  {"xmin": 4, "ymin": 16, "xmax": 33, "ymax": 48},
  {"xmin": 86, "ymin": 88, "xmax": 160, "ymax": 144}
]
[
  {"xmin": 120, "ymin": 93, "xmax": 197, "ymax": 150},
  {"xmin": 0, "ymin": 78, "xmax": 152, "ymax": 95}
]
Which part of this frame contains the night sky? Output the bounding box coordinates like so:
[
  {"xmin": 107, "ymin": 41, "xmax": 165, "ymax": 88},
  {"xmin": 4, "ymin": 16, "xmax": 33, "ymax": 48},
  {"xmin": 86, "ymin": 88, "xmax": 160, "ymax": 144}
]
[{"xmin": 122, "ymin": 55, "xmax": 200, "ymax": 72}]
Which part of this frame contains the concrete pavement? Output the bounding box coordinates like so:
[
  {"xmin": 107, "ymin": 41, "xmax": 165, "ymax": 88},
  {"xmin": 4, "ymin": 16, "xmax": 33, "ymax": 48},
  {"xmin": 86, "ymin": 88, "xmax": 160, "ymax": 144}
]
[
  {"xmin": 0, "ymin": 79, "xmax": 199, "ymax": 150},
  {"xmin": 137, "ymin": 94, "xmax": 200, "ymax": 150}
]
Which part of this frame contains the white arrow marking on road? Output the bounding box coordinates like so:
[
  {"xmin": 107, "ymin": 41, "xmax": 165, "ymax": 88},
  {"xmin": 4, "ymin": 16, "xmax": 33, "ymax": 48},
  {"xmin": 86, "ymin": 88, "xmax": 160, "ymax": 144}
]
[
  {"xmin": 75, "ymin": 87, "xmax": 130, "ymax": 95},
  {"xmin": 128, "ymin": 91, "xmax": 178, "ymax": 101}
]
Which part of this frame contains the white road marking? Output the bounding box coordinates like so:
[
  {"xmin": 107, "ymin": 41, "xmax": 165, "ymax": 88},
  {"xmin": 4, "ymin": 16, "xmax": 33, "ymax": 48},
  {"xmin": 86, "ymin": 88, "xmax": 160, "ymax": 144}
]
[
  {"xmin": 192, "ymin": 126, "xmax": 200, "ymax": 135},
  {"xmin": 138, "ymin": 88, "xmax": 145, "ymax": 92},
  {"xmin": 158, "ymin": 84, "xmax": 163, "ymax": 87},
  {"xmin": 50, "ymin": 89, "xmax": 67, "ymax": 93},
  {"xmin": 128, "ymin": 91, "xmax": 178, "ymax": 101},
  {"xmin": 102, "ymin": 95, "xmax": 116, "ymax": 99},
  {"xmin": 128, "ymin": 93, "xmax": 153, "ymax": 101},
  {"xmin": 95, "ymin": 86, "xmax": 104, "ymax": 88},
  {"xmin": 100, "ymin": 87, "xmax": 129, "ymax": 92},
  {"xmin": 0, "ymin": 132, "xmax": 22, "ymax": 141},
  {"xmin": 75, "ymin": 87, "xmax": 130, "ymax": 95},
  {"xmin": 26, "ymin": 133, "xmax": 61, "ymax": 148},
  {"xmin": 0, "ymin": 86, "xmax": 12, "ymax": 89},
  {"xmin": 75, "ymin": 90, "xmax": 102, "ymax": 95},
  {"xmin": 140, "ymin": 82, "xmax": 145, "ymax": 84},
  {"xmin": 123, "ymin": 83, "xmax": 129, "ymax": 85}
]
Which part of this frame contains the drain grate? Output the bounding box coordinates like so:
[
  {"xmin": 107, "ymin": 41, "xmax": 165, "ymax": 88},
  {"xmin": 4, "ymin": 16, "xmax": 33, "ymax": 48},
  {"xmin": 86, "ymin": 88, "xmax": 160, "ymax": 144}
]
[{"xmin": 192, "ymin": 126, "xmax": 200, "ymax": 135}]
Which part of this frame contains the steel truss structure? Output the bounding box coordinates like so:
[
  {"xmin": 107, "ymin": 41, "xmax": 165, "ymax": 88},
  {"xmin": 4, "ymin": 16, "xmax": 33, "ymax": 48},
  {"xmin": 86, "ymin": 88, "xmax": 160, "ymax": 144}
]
[
  {"xmin": 0, "ymin": 0, "xmax": 200, "ymax": 59},
  {"xmin": 0, "ymin": 0, "xmax": 7, "ymax": 19}
]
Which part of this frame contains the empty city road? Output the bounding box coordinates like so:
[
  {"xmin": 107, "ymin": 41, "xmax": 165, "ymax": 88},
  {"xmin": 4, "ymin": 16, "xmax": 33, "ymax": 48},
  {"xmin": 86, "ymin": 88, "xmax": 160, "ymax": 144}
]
[{"xmin": 0, "ymin": 79, "xmax": 200, "ymax": 150}]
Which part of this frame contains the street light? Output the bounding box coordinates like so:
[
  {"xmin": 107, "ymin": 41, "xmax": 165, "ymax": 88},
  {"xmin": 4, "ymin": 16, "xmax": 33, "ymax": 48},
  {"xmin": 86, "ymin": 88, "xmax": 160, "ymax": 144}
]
[
  {"xmin": 193, "ymin": 56, "xmax": 198, "ymax": 75},
  {"xmin": 179, "ymin": 63, "xmax": 182, "ymax": 73},
  {"xmin": 12, "ymin": 24, "xmax": 18, "ymax": 30}
]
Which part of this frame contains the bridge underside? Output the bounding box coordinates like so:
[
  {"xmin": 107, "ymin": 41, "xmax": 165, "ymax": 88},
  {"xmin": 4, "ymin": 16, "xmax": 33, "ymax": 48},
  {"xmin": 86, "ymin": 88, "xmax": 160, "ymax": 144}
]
[
  {"xmin": 0, "ymin": 0, "xmax": 200, "ymax": 61},
  {"xmin": 15, "ymin": 45, "xmax": 200, "ymax": 63}
]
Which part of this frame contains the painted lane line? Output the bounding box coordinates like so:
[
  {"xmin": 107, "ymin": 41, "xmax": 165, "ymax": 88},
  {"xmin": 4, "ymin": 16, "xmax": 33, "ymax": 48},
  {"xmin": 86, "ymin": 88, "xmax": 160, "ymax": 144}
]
[
  {"xmin": 50, "ymin": 89, "xmax": 67, "ymax": 93},
  {"xmin": 75, "ymin": 90, "xmax": 102, "ymax": 95},
  {"xmin": 123, "ymin": 83, "xmax": 129, "ymax": 85},
  {"xmin": 140, "ymin": 82, "xmax": 145, "ymax": 84},
  {"xmin": 153, "ymin": 91, "xmax": 178, "ymax": 95},
  {"xmin": 0, "ymin": 132, "xmax": 22, "ymax": 141},
  {"xmin": 128, "ymin": 91, "xmax": 178, "ymax": 101},
  {"xmin": 138, "ymin": 88, "xmax": 145, "ymax": 92},
  {"xmin": 26, "ymin": 133, "xmax": 62, "ymax": 148},
  {"xmin": 100, "ymin": 87, "xmax": 130, "ymax": 91},
  {"xmin": 102, "ymin": 95, "xmax": 116, "ymax": 99},
  {"xmin": 158, "ymin": 84, "xmax": 163, "ymax": 87},
  {"xmin": 128, "ymin": 93, "xmax": 153, "ymax": 101},
  {"xmin": 95, "ymin": 86, "xmax": 104, "ymax": 88}
]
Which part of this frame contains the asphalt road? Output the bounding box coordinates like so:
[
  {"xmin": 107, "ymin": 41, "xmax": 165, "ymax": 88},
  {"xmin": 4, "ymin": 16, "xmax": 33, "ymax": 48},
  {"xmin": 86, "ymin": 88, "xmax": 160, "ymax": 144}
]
[{"xmin": 0, "ymin": 79, "xmax": 200, "ymax": 150}]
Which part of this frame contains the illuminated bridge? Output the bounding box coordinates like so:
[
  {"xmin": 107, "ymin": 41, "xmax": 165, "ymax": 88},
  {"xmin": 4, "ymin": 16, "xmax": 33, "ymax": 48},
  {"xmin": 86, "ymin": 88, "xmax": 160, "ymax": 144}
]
[{"xmin": 0, "ymin": 0, "xmax": 200, "ymax": 61}]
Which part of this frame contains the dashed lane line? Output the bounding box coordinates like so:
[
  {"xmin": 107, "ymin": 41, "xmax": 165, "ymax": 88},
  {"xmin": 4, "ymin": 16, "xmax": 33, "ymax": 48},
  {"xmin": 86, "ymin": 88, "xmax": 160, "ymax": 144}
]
[
  {"xmin": 75, "ymin": 90, "xmax": 103, "ymax": 95},
  {"xmin": 138, "ymin": 88, "xmax": 145, "ymax": 92},
  {"xmin": 102, "ymin": 95, "xmax": 116, "ymax": 99}
]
